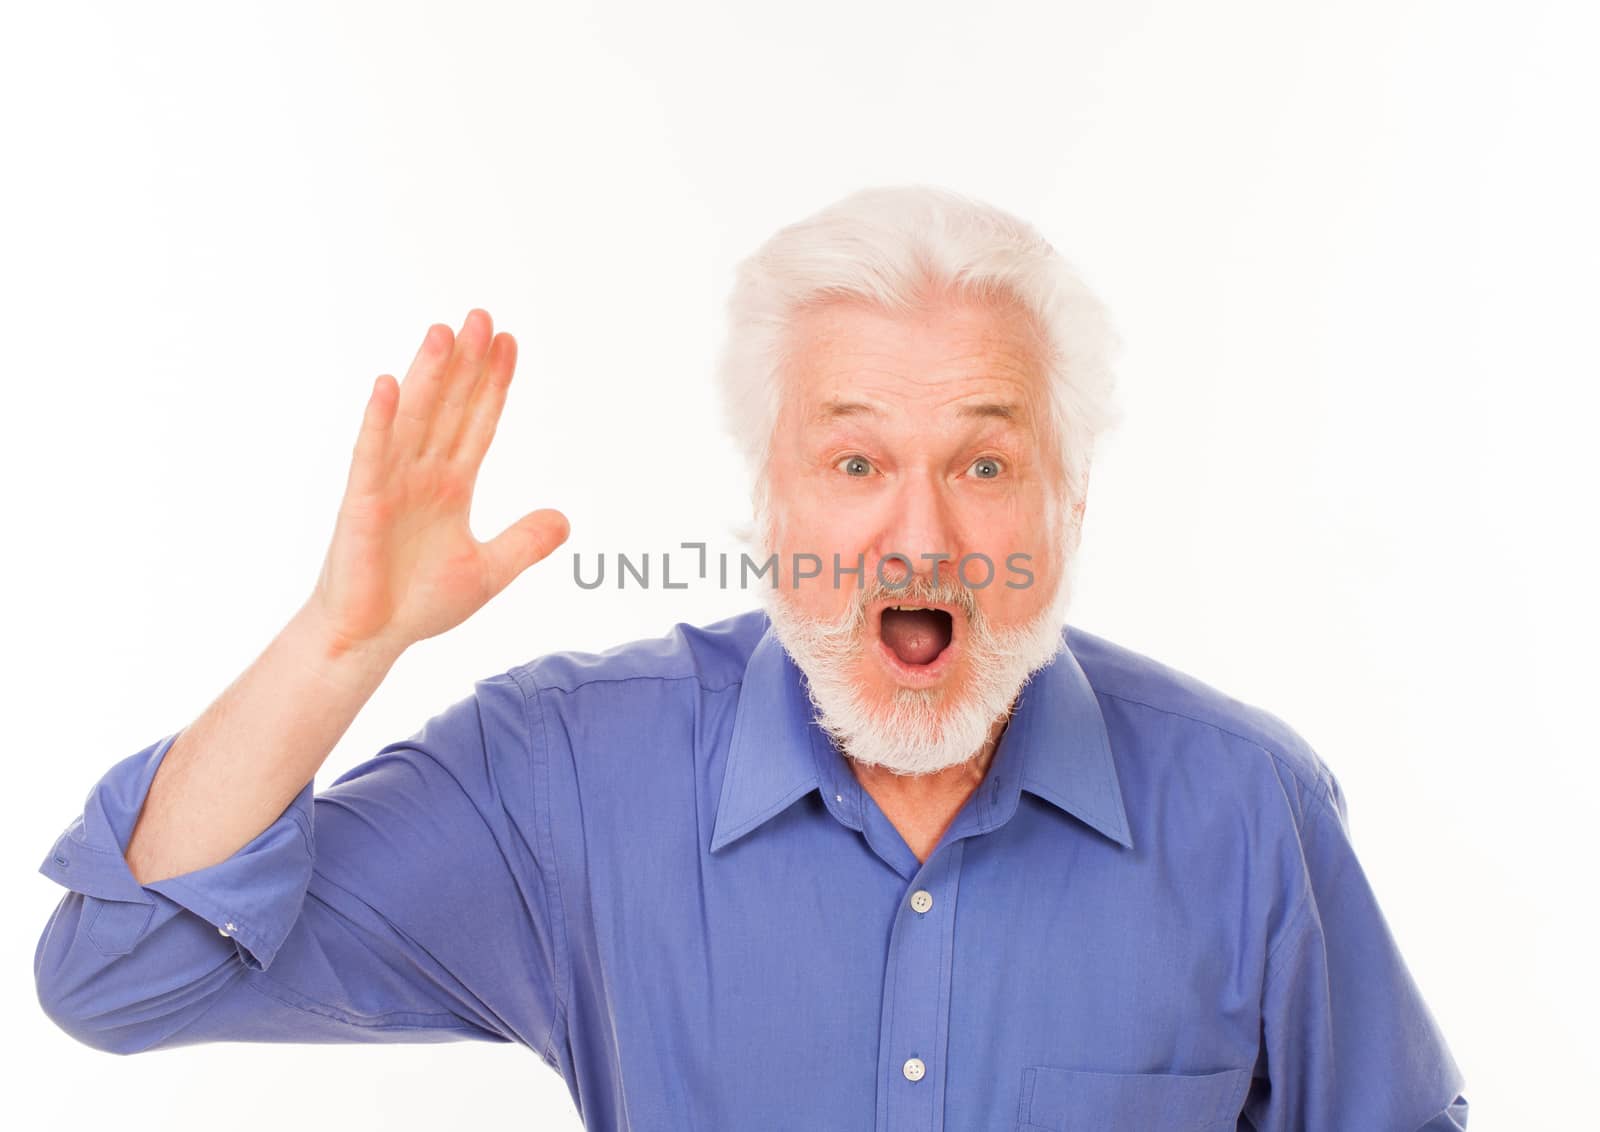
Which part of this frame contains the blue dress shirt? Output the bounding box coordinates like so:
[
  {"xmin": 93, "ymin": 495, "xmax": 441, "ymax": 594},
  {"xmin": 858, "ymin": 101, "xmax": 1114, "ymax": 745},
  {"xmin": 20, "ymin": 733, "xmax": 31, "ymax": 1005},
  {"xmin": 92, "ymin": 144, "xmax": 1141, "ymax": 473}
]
[{"xmin": 35, "ymin": 608, "xmax": 1468, "ymax": 1130}]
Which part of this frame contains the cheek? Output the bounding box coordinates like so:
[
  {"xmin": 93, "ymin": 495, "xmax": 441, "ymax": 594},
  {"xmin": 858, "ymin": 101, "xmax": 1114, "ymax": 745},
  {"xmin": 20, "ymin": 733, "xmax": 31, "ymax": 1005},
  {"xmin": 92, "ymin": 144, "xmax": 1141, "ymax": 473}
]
[
  {"xmin": 964, "ymin": 512, "xmax": 1037, "ymax": 563},
  {"xmin": 968, "ymin": 521, "xmax": 1056, "ymax": 611},
  {"xmin": 769, "ymin": 518, "xmax": 869, "ymax": 615},
  {"xmin": 780, "ymin": 503, "xmax": 873, "ymax": 560}
]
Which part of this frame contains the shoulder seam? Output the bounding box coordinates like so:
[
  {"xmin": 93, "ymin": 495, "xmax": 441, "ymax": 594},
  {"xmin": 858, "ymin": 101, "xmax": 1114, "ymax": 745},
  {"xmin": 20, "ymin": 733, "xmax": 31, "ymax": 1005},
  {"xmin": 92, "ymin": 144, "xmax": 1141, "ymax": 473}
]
[
  {"xmin": 509, "ymin": 665, "xmax": 572, "ymax": 1067},
  {"xmin": 1096, "ymin": 688, "xmax": 1335, "ymax": 809},
  {"xmin": 512, "ymin": 667, "xmax": 743, "ymax": 697},
  {"xmin": 1263, "ymin": 883, "xmax": 1316, "ymax": 977},
  {"xmin": 1260, "ymin": 786, "xmax": 1349, "ymax": 975}
]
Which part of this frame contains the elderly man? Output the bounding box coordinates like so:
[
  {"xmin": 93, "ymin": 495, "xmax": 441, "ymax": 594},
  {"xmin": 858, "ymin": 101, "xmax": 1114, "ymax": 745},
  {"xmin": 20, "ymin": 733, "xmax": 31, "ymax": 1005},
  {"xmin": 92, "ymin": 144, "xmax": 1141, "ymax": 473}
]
[{"xmin": 35, "ymin": 187, "xmax": 1468, "ymax": 1130}]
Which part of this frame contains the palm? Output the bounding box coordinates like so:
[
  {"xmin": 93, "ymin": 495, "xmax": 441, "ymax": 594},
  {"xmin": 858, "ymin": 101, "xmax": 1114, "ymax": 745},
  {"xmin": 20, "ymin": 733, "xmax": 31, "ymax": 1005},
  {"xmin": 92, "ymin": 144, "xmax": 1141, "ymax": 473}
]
[{"xmin": 309, "ymin": 310, "xmax": 569, "ymax": 655}]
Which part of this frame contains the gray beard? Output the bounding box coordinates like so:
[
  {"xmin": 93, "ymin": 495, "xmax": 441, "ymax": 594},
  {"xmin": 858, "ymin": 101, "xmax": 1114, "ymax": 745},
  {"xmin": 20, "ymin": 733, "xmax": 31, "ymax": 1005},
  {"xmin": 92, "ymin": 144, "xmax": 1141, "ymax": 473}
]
[{"xmin": 759, "ymin": 562, "xmax": 1075, "ymax": 777}]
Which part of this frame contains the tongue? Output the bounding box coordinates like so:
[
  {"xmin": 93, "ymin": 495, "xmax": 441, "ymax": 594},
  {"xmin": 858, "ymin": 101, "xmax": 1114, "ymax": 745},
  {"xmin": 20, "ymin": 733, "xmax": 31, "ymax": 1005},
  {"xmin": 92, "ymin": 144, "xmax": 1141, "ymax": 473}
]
[{"xmin": 881, "ymin": 608, "xmax": 952, "ymax": 666}]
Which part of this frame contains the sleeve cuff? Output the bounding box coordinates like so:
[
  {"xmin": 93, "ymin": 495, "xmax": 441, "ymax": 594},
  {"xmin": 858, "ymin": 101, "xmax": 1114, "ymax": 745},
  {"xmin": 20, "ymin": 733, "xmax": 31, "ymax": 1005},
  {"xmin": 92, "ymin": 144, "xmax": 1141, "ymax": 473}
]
[{"xmin": 39, "ymin": 730, "xmax": 315, "ymax": 971}]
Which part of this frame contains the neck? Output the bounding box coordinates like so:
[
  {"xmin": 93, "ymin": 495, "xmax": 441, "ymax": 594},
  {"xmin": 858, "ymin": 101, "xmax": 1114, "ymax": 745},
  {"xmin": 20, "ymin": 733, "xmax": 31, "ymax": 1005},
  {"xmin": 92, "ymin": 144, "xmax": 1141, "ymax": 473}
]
[{"xmin": 845, "ymin": 713, "xmax": 1013, "ymax": 864}]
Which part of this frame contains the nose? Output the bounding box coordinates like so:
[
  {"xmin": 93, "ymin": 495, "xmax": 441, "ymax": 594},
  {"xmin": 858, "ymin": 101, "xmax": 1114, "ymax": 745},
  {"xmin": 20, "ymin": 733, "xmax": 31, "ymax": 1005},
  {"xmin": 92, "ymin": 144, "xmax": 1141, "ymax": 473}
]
[{"xmin": 875, "ymin": 468, "xmax": 960, "ymax": 590}]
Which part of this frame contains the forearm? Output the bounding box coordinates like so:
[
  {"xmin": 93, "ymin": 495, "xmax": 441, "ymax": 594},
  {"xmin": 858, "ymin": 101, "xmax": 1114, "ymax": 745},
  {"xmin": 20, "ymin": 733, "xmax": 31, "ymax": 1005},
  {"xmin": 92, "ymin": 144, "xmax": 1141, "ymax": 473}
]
[{"xmin": 124, "ymin": 602, "xmax": 403, "ymax": 885}]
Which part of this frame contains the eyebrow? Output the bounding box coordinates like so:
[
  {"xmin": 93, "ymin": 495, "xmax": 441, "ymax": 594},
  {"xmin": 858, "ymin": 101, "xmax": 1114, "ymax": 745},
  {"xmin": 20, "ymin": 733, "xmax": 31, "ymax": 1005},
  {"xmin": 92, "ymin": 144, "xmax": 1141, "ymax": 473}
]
[
  {"xmin": 813, "ymin": 399, "xmax": 1022, "ymax": 422},
  {"xmin": 957, "ymin": 401, "xmax": 1020, "ymax": 421}
]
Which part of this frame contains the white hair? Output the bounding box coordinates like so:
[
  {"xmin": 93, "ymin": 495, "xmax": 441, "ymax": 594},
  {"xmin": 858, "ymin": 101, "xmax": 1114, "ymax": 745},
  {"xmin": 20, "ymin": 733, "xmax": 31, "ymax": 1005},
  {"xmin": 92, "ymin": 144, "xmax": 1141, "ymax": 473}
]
[{"xmin": 715, "ymin": 184, "xmax": 1124, "ymax": 559}]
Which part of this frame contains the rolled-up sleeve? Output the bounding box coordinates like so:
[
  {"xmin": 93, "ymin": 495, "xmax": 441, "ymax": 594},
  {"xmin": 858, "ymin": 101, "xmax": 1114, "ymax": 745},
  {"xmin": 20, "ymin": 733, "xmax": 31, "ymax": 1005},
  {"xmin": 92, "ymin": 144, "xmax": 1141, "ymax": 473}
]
[
  {"xmin": 1246, "ymin": 771, "xmax": 1469, "ymax": 1130},
  {"xmin": 33, "ymin": 670, "xmax": 566, "ymax": 1065},
  {"xmin": 39, "ymin": 729, "xmax": 314, "ymax": 974}
]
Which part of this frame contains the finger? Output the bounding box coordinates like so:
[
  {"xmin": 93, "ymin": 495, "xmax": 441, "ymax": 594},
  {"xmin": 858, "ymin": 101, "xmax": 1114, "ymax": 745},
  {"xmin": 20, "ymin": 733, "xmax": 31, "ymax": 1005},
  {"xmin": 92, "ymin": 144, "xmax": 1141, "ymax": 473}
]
[
  {"xmin": 345, "ymin": 373, "xmax": 398, "ymax": 499},
  {"xmin": 481, "ymin": 508, "xmax": 571, "ymax": 597},
  {"xmin": 420, "ymin": 308, "xmax": 493, "ymax": 459},
  {"xmin": 449, "ymin": 331, "xmax": 517, "ymax": 469},
  {"xmin": 392, "ymin": 322, "xmax": 454, "ymax": 459}
]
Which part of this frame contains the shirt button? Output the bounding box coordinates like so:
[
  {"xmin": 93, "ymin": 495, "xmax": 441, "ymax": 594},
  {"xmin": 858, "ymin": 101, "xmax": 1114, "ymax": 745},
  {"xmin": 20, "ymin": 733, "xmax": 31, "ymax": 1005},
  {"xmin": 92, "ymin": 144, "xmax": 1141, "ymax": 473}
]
[
  {"xmin": 218, "ymin": 921, "xmax": 236, "ymax": 938},
  {"xmin": 902, "ymin": 1057, "xmax": 926, "ymax": 1082},
  {"xmin": 910, "ymin": 889, "xmax": 934, "ymax": 914}
]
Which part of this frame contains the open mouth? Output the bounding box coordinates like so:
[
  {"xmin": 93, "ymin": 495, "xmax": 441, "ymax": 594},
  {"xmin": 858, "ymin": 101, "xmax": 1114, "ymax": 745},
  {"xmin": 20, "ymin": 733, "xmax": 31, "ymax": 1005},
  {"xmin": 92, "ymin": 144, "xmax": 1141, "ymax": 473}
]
[{"xmin": 878, "ymin": 604, "xmax": 957, "ymax": 675}]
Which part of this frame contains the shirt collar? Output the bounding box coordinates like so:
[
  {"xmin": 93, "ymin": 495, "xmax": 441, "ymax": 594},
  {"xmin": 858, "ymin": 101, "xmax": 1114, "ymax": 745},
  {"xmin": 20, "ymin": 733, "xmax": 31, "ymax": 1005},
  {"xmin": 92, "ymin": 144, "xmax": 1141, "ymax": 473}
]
[{"xmin": 709, "ymin": 617, "xmax": 1134, "ymax": 854}]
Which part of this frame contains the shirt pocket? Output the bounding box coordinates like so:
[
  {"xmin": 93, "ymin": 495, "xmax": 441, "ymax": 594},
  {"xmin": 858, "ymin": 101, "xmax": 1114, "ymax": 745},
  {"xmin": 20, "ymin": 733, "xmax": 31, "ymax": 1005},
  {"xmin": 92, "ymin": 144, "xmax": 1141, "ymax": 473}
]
[{"xmin": 1017, "ymin": 1065, "xmax": 1252, "ymax": 1132}]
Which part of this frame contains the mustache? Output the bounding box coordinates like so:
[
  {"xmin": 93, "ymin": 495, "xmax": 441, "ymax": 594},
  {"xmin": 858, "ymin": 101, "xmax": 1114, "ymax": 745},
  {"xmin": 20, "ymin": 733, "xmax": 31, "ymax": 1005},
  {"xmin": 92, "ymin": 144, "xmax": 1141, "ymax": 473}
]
[{"xmin": 825, "ymin": 574, "xmax": 982, "ymax": 632}]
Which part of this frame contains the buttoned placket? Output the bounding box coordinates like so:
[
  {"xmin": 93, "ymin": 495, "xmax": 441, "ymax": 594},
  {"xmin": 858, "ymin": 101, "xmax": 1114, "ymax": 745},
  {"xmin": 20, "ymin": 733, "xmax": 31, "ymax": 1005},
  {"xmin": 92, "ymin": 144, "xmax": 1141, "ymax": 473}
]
[{"xmin": 811, "ymin": 724, "xmax": 1016, "ymax": 1132}]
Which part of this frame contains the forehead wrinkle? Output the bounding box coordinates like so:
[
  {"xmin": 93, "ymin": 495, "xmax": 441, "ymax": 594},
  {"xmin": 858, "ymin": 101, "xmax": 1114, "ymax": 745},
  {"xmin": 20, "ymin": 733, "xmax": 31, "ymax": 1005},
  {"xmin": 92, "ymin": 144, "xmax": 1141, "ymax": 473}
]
[
  {"xmin": 802, "ymin": 371, "xmax": 1045, "ymax": 432},
  {"xmin": 781, "ymin": 299, "xmax": 1053, "ymax": 438}
]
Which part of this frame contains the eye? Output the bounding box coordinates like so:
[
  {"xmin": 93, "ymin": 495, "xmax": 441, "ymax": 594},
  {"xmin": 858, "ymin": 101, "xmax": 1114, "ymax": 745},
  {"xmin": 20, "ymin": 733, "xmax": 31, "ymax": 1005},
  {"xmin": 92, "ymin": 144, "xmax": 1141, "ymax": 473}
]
[
  {"xmin": 969, "ymin": 456, "xmax": 1004, "ymax": 480},
  {"xmin": 836, "ymin": 454, "xmax": 875, "ymax": 477}
]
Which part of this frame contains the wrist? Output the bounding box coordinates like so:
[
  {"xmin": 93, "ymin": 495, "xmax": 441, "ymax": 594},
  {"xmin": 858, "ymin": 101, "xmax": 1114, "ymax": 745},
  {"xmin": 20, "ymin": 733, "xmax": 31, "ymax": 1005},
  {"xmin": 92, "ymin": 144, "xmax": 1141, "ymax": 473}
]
[{"xmin": 286, "ymin": 602, "xmax": 406, "ymax": 683}]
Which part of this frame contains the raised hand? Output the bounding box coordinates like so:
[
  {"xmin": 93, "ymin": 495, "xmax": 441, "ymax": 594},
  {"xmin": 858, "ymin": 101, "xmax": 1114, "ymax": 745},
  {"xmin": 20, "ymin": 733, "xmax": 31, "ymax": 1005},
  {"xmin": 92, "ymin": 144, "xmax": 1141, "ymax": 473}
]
[{"xmin": 303, "ymin": 309, "xmax": 570, "ymax": 658}]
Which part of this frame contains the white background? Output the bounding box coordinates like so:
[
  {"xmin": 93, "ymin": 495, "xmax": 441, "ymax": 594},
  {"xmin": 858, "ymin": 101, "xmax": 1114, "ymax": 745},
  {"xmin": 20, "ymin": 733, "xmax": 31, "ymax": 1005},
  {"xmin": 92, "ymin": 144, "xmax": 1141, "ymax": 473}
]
[{"xmin": 4, "ymin": 1, "xmax": 1595, "ymax": 1127}]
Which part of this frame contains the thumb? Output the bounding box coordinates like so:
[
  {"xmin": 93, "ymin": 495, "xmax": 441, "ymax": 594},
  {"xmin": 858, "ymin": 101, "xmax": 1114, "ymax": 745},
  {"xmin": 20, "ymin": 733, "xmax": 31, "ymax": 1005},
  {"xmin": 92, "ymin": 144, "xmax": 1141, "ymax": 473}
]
[{"xmin": 481, "ymin": 508, "xmax": 571, "ymax": 596}]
